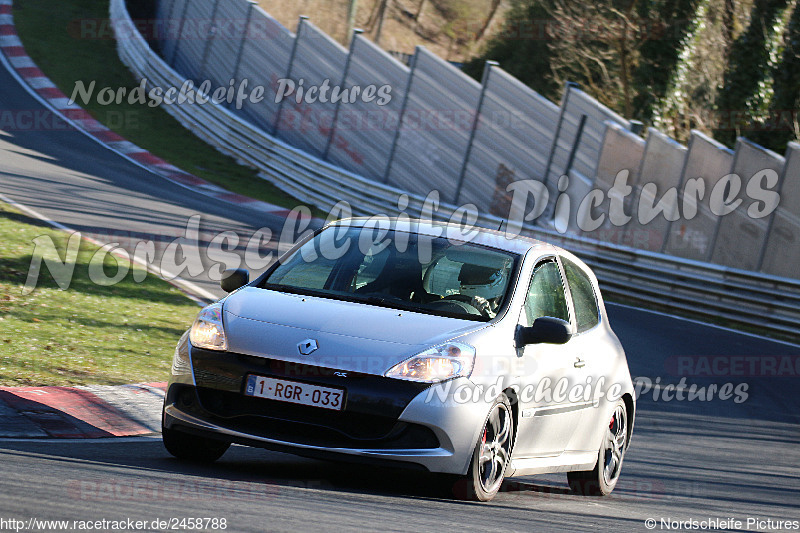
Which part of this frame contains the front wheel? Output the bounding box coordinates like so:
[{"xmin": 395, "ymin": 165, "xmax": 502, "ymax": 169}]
[
  {"xmin": 567, "ymin": 399, "xmax": 628, "ymax": 496},
  {"xmin": 162, "ymin": 424, "xmax": 230, "ymax": 463},
  {"xmin": 456, "ymin": 394, "xmax": 514, "ymax": 501}
]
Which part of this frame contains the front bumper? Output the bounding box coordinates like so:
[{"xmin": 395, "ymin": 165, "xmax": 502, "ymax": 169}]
[{"xmin": 163, "ymin": 340, "xmax": 489, "ymax": 475}]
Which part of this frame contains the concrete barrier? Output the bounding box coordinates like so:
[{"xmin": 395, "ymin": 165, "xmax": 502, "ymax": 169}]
[
  {"xmin": 663, "ymin": 131, "xmax": 733, "ymax": 260},
  {"xmin": 578, "ymin": 122, "xmax": 644, "ymax": 243},
  {"xmin": 543, "ymin": 85, "xmax": 630, "ymax": 220},
  {"xmin": 326, "ymin": 35, "xmax": 408, "ymax": 181},
  {"xmin": 761, "ymin": 142, "xmax": 800, "ymax": 277},
  {"xmin": 711, "ymin": 138, "xmax": 785, "ymax": 271},
  {"xmin": 384, "ymin": 47, "xmax": 481, "ymax": 201},
  {"xmin": 456, "ymin": 66, "xmax": 558, "ymax": 212},
  {"xmin": 625, "ymin": 128, "xmax": 687, "ymax": 252}
]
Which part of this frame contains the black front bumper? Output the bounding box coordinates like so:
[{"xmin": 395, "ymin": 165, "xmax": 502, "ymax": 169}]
[{"xmin": 165, "ymin": 347, "xmax": 439, "ymax": 451}]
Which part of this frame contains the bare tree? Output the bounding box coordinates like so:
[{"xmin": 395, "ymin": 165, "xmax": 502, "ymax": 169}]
[{"xmin": 547, "ymin": 0, "xmax": 646, "ymax": 117}]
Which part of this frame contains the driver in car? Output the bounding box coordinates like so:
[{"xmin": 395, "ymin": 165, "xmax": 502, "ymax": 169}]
[{"xmin": 457, "ymin": 264, "xmax": 506, "ymax": 319}]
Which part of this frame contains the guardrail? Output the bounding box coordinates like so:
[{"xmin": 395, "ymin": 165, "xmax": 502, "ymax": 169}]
[{"xmin": 109, "ymin": 0, "xmax": 800, "ymax": 341}]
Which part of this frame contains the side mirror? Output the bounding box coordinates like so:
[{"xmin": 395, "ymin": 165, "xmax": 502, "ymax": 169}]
[
  {"xmin": 518, "ymin": 316, "xmax": 575, "ymax": 346},
  {"xmin": 220, "ymin": 268, "xmax": 249, "ymax": 293}
]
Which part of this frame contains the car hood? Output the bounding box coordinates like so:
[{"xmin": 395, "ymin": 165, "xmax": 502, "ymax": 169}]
[{"xmin": 222, "ymin": 287, "xmax": 486, "ymax": 375}]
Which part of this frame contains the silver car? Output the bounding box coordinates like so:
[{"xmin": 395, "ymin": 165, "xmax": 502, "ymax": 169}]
[{"xmin": 162, "ymin": 218, "xmax": 635, "ymax": 501}]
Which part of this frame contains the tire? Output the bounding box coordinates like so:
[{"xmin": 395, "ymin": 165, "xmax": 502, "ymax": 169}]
[
  {"xmin": 567, "ymin": 399, "xmax": 628, "ymax": 496},
  {"xmin": 162, "ymin": 424, "xmax": 230, "ymax": 463},
  {"xmin": 454, "ymin": 394, "xmax": 515, "ymax": 501}
]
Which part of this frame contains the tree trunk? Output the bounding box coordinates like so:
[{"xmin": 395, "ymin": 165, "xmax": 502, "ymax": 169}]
[
  {"xmin": 415, "ymin": 0, "xmax": 427, "ymax": 21},
  {"xmin": 722, "ymin": 0, "xmax": 735, "ymax": 55},
  {"xmin": 374, "ymin": 0, "xmax": 389, "ymax": 45},
  {"xmin": 475, "ymin": 0, "xmax": 502, "ymax": 41}
]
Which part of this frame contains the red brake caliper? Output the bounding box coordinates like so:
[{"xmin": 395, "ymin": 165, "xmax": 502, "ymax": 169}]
[{"xmin": 482, "ymin": 428, "xmax": 487, "ymax": 444}]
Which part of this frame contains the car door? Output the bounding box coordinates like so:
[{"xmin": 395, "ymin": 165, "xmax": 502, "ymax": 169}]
[
  {"xmin": 512, "ymin": 258, "xmax": 589, "ymax": 458},
  {"xmin": 559, "ymin": 255, "xmax": 613, "ymax": 453}
]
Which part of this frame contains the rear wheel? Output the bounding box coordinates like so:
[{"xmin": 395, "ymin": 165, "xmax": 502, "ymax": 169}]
[
  {"xmin": 455, "ymin": 394, "xmax": 514, "ymax": 501},
  {"xmin": 162, "ymin": 424, "xmax": 230, "ymax": 463},
  {"xmin": 567, "ymin": 400, "xmax": 628, "ymax": 496}
]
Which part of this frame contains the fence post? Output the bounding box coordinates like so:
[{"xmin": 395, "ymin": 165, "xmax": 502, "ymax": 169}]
[
  {"xmin": 170, "ymin": 0, "xmax": 191, "ymax": 68},
  {"xmin": 227, "ymin": 0, "xmax": 257, "ymax": 109},
  {"xmin": 345, "ymin": 0, "xmax": 358, "ymax": 45},
  {"xmin": 543, "ymin": 82, "xmax": 577, "ymax": 184},
  {"xmin": 383, "ymin": 46, "xmax": 420, "ymax": 183},
  {"xmin": 323, "ymin": 28, "xmax": 363, "ymax": 161},
  {"xmin": 564, "ymin": 114, "xmax": 587, "ymax": 178},
  {"xmin": 273, "ymin": 15, "xmax": 308, "ymax": 136},
  {"xmin": 199, "ymin": 0, "xmax": 222, "ymax": 81},
  {"xmin": 453, "ymin": 60, "xmax": 497, "ymax": 204}
]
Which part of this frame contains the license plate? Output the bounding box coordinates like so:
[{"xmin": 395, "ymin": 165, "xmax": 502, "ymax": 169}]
[{"xmin": 244, "ymin": 375, "xmax": 345, "ymax": 411}]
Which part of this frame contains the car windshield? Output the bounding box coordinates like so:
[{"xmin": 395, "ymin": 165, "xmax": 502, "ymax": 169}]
[{"xmin": 260, "ymin": 226, "xmax": 519, "ymax": 321}]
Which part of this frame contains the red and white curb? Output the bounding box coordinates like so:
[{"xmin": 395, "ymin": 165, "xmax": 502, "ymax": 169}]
[
  {"xmin": 0, "ymin": 0, "xmax": 302, "ymax": 218},
  {"xmin": 0, "ymin": 382, "xmax": 166, "ymax": 438}
]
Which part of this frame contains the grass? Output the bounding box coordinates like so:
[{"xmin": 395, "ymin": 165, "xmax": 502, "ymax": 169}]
[
  {"xmin": 12, "ymin": 0, "xmax": 318, "ymax": 214},
  {"xmin": 0, "ymin": 202, "xmax": 201, "ymax": 386}
]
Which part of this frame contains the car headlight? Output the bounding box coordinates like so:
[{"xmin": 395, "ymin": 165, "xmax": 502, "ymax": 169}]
[
  {"xmin": 189, "ymin": 302, "xmax": 227, "ymax": 351},
  {"xmin": 385, "ymin": 342, "xmax": 475, "ymax": 383}
]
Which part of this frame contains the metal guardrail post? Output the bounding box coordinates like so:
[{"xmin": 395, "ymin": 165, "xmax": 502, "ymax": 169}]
[
  {"xmin": 323, "ymin": 28, "xmax": 363, "ymax": 161},
  {"xmin": 169, "ymin": 0, "xmax": 191, "ymax": 67},
  {"xmin": 273, "ymin": 15, "xmax": 308, "ymax": 136},
  {"xmin": 453, "ymin": 60, "xmax": 496, "ymax": 205},
  {"xmin": 383, "ymin": 46, "xmax": 420, "ymax": 183},
  {"xmin": 199, "ymin": 0, "xmax": 221, "ymax": 81},
  {"xmin": 227, "ymin": 0, "xmax": 257, "ymax": 110}
]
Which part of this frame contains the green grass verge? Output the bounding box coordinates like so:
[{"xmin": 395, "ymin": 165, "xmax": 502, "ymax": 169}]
[
  {"xmin": 12, "ymin": 0, "xmax": 322, "ymax": 215},
  {"xmin": 0, "ymin": 202, "xmax": 200, "ymax": 386}
]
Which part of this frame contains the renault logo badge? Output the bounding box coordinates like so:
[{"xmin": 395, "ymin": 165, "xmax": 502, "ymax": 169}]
[{"xmin": 298, "ymin": 339, "xmax": 318, "ymax": 355}]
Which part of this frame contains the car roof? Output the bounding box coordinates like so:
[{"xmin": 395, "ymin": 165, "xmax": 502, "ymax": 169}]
[{"xmin": 327, "ymin": 217, "xmax": 561, "ymax": 256}]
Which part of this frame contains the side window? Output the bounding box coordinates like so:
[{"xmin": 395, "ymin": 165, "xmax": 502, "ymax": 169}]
[
  {"xmin": 562, "ymin": 257, "xmax": 600, "ymax": 333},
  {"xmin": 522, "ymin": 261, "xmax": 570, "ymax": 327}
]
